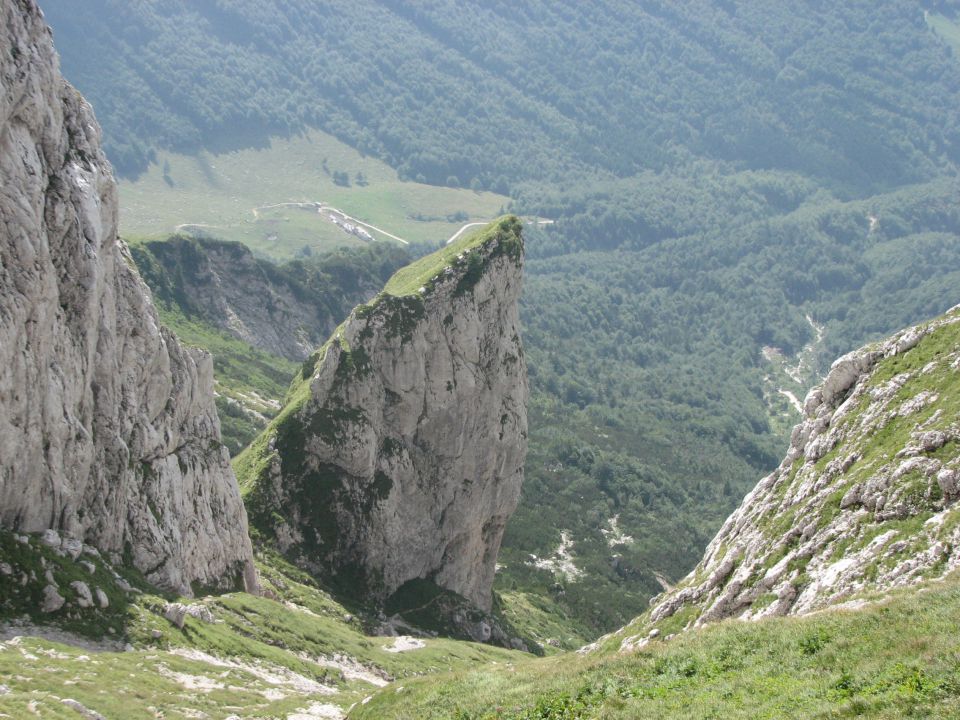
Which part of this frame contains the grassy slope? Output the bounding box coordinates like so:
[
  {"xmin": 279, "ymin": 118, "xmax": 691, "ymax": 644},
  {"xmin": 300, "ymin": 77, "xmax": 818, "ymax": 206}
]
[
  {"xmin": 351, "ymin": 575, "xmax": 960, "ymax": 720},
  {"xmin": 382, "ymin": 215, "xmax": 521, "ymax": 296},
  {"xmin": 119, "ymin": 129, "xmax": 510, "ymax": 259},
  {"xmin": 0, "ymin": 530, "xmax": 524, "ymax": 719}
]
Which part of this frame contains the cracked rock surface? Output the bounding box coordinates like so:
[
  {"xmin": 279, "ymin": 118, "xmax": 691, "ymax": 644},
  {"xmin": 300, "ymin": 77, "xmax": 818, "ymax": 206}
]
[
  {"xmin": 243, "ymin": 219, "xmax": 527, "ymax": 611},
  {"xmin": 0, "ymin": 0, "xmax": 255, "ymax": 595}
]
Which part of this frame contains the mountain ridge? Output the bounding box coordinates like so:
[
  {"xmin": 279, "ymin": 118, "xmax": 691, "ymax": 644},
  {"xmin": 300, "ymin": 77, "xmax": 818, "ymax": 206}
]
[{"xmin": 604, "ymin": 304, "xmax": 960, "ymax": 649}]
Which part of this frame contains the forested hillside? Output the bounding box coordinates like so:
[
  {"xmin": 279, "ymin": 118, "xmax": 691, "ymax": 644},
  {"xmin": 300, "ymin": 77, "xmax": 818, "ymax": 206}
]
[
  {"xmin": 41, "ymin": 0, "xmax": 960, "ymax": 190},
  {"xmin": 44, "ymin": 0, "xmax": 960, "ymax": 634}
]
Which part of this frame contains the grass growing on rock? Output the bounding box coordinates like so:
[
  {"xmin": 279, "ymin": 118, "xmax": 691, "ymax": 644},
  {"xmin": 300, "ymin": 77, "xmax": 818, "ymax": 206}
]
[
  {"xmin": 0, "ymin": 540, "xmax": 525, "ymax": 720},
  {"xmin": 383, "ymin": 215, "xmax": 522, "ymax": 297}
]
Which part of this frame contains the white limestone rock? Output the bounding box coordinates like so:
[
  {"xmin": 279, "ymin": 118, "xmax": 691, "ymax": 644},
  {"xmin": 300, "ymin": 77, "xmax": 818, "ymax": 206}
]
[
  {"xmin": 70, "ymin": 581, "xmax": 93, "ymax": 608},
  {"xmin": 638, "ymin": 308, "xmax": 960, "ymax": 638},
  {"xmin": 41, "ymin": 585, "xmax": 65, "ymax": 613},
  {"xmin": 244, "ymin": 219, "xmax": 528, "ymax": 612},
  {"xmin": 39, "ymin": 530, "xmax": 61, "ymax": 549},
  {"xmin": 0, "ymin": 0, "xmax": 256, "ymax": 596},
  {"xmin": 163, "ymin": 602, "xmax": 217, "ymax": 628}
]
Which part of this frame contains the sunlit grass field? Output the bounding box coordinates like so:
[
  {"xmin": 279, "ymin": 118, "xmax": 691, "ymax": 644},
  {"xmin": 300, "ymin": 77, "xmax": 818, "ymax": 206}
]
[{"xmin": 119, "ymin": 128, "xmax": 510, "ymax": 259}]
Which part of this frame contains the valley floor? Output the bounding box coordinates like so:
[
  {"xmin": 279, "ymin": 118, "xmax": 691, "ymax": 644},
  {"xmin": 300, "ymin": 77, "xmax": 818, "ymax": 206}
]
[{"xmin": 0, "ymin": 532, "xmax": 523, "ymax": 720}]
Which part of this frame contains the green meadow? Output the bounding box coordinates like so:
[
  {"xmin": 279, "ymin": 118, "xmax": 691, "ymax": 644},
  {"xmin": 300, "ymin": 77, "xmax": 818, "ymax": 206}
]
[{"xmin": 119, "ymin": 129, "xmax": 510, "ymax": 259}]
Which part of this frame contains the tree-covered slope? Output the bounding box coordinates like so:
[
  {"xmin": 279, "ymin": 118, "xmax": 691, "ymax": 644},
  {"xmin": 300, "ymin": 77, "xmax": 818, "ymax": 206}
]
[
  {"xmin": 504, "ymin": 178, "xmax": 960, "ymax": 632},
  {"xmin": 42, "ymin": 0, "xmax": 960, "ymax": 192}
]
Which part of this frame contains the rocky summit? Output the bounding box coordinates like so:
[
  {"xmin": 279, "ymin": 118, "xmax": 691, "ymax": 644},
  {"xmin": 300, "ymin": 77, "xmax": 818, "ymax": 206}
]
[
  {"xmin": 239, "ymin": 217, "xmax": 528, "ymax": 611},
  {"xmin": 0, "ymin": 0, "xmax": 255, "ymax": 595},
  {"xmin": 624, "ymin": 307, "xmax": 960, "ymax": 648}
]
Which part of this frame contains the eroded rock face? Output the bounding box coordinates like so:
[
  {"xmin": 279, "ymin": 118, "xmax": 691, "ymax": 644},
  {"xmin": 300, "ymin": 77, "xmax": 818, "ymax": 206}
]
[
  {"xmin": 0, "ymin": 0, "xmax": 255, "ymax": 595},
  {"xmin": 629, "ymin": 307, "xmax": 960, "ymax": 646},
  {"xmin": 132, "ymin": 237, "xmax": 403, "ymax": 362},
  {"xmin": 242, "ymin": 219, "xmax": 528, "ymax": 611}
]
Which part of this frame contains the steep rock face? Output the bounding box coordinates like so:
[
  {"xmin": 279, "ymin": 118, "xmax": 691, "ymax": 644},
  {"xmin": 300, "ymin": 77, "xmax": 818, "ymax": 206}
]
[
  {"xmin": 131, "ymin": 236, "xmax": 407, "ymax": 361},
  {"xmin": 624, "ymin": 307, "xmax": 960, "ymax": 647},
  {"xmin": 240, "ymin": 218, "xmax": 527, "ymax": 611},
  {"xmin": 0, "ymin": 0, "xmax": 255, "ymax": 595}
]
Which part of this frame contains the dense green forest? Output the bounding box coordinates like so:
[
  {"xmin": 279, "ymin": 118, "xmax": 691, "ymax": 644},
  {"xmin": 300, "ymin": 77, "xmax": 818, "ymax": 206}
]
[
  {"xmin": 45, "ymin": 0, "xmax": 960, "ymax": 634},
  {"xmin": 43, "ymin": 0, "xmax": 960, "ymax": 190}
]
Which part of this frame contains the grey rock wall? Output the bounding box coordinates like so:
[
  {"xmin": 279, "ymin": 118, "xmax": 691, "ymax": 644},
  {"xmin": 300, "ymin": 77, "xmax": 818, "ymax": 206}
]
[
  {"xmin": 243, "ymin": 219, "xmax": 527, "ymax": 611},
  {"xmin": 0, "ymin": 0, "xmax": 255, "ymax": 596}
]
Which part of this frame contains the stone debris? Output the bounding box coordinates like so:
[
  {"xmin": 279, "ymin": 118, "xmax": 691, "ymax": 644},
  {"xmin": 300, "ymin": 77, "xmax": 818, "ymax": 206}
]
[
  {"xmin": 61, "ymin": 699, "xmax": 106, "ymax": 719},
  {"xmin": 163, "ymin": 603, "xmax": 217, "ymax": 628},
  {"xmin": 62, "ymin": 539, "xmax": 84, "ymax": 561},
  {"xmin": 383, "ymin": 636, "xmax": 426, "ymax": 653},
  {"xmin": 93, "ymin": 588, "xmax": 109, "ymax": 609},
  {"xmin": 70, "ymin": 581, "xmax": 94, "ymax": 608},
  {"xmin": 39, "ymin": 530, "xmax": 61, "ymax": 549},
  {"xmin": 308, "ymin": 654, "xmax": 390, "ymax": 687},
  {"xmin": 528, "ymin": 530, "xmax": 584, "ymax": 581},
  {"xmin": 41, "ymin": 585, "xmax": 65, "ymax": 613},
  {"xmin": 168, "ymin": 648, "xmax": 338, "ymax": 695},
  {"xmin": 286, "ymin": 703, "xmax": 344, "ymax": 720},
  {"xmin": 600, "ymin": 515, "xmax": 634, "ymax": 548}
]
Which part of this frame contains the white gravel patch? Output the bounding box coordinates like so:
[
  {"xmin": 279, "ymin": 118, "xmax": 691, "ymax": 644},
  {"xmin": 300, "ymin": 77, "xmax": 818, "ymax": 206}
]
[
  {"xmin": 383, "ymin": 636, "xmax": 426, "ymax": 653},
  {"xmin": 287, "ymin": 702, "xmax": 344, "ymax": 719},
  {"xmin": 168, "ymin": 648, "xmax": 337, "ymax": 695}
]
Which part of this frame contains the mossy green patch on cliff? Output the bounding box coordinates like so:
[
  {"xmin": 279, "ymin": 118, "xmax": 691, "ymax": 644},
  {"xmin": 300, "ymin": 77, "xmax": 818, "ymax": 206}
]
[
  {"xmin": 0, "ymin": 530, "xmax": 149, "ymax": 640},
  {"xmin": 382, "ymin": 215, "xmax": 523, "ymax": 297},
  {"xmin": 234, "ymin": 334, "xmax": 386, "ymax": 600}
]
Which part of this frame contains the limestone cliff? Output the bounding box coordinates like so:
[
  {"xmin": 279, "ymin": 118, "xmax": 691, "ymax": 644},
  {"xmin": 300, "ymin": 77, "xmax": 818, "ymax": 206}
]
[
  {"xmin": 0, "ymin": 0, "xmax": 255, "ymax": 595},
  {"xmin": 239, "ymin": 217, "xmax": 528, "ymax": 612},
  {"xmin": 619, "ymin": 306, "xmax": 960, "ymax": 648}
]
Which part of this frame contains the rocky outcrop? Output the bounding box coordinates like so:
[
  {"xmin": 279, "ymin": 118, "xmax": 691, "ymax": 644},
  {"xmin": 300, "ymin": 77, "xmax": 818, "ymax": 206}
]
[
  {"xmin": 131, "ymin": 236, "xmax": 407, "ymax": 361},
  {"xmin": 0, "ymin": 0, "xmax": 255, "ymax": 595},
  {"xmin": 240, "ymin": 217, "xmax": 528, "ymax": 611},
  {"xmin": 625, "ymin": 307, "xmax": 960, "ymax": 647}
]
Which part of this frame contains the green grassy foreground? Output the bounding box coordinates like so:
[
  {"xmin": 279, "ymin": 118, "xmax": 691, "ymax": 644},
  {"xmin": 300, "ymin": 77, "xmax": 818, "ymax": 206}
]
[
  {"xmin": 351, "ymin": 575, "xmax": 960, "ymax": 719},
  {"xmin": 0, "ymin": 530, "xmax": 523, "ymax": 719}
]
